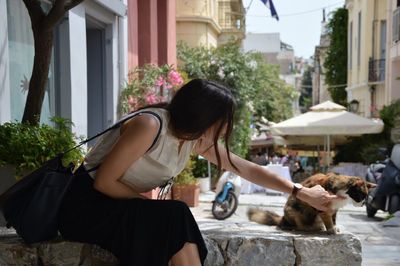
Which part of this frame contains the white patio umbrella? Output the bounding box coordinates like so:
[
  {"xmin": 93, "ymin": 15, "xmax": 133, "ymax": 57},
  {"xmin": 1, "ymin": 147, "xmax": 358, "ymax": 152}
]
[
  {"xmin": 251, "ymin": 132, "xmax": 286, "ymax": 147},
  {"xmin": 271, "ymin": 101, "xmax": 384, "ymax": 166}
]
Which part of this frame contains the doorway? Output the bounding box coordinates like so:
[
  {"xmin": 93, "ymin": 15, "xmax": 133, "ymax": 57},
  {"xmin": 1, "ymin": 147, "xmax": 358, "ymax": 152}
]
[{"xmin": 86, "ymin": 17, "xmax": 107, "ymax": 143}]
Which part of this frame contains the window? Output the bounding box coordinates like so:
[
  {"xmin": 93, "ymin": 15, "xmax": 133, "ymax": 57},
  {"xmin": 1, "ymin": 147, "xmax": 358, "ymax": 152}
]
[
  {"xmin": 357, "ymin": 11, "xmax": 361, "ymax": 67},
  {"xmin": 394, "ymin": 8, "xmax": 400, "ymax": 42},
  {"xmin": 380, "ymin": 20, "xmax": 387, "ymax": 59},
  {"xmin": 6, "ymin": 0, "xmax": 56, "ymax": 123},
  {"xmin": 349, "ymin": 21, "xmax": 353, "ymax": 69}
]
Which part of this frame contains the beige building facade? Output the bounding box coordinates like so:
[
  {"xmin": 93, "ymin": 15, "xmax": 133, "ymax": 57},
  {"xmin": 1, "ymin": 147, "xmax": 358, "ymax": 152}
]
[
  {"xmin": 386, "ymin": 0, "xmax": 400, "ymax": 105},
  {"xmin": 346, "ymin": 0, "xmax": 387, "ymax": 118},
  {"xmin": 313, "ymin": 44, "xmax": 331, "ymax": 105},
  {"xmin": 176, "ymin": 0, "xmax": 245, "ymax": 48},
  {"xmin": 312, "ymin": 17, "xmax": 332, "ymax": 106}
]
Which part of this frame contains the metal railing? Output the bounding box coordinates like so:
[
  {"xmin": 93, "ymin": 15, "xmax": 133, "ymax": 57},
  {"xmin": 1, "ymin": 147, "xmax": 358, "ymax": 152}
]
[
  {"xmin": 368, "ymin": 58, "xmax": 385, "ymax": 82},
  {"xmin": 218, "ymin": 1, "xmax": 245, "ymax": 32}
]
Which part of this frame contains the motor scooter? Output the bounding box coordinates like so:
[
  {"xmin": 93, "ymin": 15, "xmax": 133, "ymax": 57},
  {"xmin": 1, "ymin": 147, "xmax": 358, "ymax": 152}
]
[
  {"xmin": 364, "ymin": 148, "xmax": 389, "ymax": 217},
  {"xmin": 366, "ymin": 144, "xmax": 400, "ymax": 217},
  {"xmin": 212, "ymin": 171, "xmax": 241, "ymax": 220}
]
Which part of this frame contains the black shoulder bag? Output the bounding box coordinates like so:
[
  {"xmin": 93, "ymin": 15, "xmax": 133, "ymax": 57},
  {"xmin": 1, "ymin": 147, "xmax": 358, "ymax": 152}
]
[{"xmin": 0, "ymin": 110, "xmax": 162, "ymax": 244}]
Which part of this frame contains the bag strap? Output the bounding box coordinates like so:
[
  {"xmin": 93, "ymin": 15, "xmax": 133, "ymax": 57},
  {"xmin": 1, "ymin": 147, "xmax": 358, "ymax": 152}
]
[{"xmin": 63, "ymin": 110, "xmax": 163, "ymax": 155}]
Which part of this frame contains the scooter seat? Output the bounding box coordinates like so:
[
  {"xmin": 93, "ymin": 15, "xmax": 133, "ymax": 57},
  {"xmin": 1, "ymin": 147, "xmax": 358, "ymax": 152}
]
[{"xmin": 371, "ymin": 163, "xmax": 385, "ymax": 173}]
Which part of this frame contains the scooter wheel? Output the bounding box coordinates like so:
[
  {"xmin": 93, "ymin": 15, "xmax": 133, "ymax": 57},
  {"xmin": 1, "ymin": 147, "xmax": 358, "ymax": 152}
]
[
  {"xmin": 211, "ymin": 191, "xmax": 238, "ymax": 220},
  {"xmin": 389, "ymin": 194, "xmax": 400, "ymax": 214},
  {"xmin": 366, "ymin": 202, "xmax": 378, "ymax": 218}
]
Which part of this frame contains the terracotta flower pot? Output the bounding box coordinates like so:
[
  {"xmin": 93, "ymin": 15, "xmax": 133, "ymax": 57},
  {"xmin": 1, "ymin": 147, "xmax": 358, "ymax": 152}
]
[{"xmin": 172, "ymin": 184, "xmax": 200, "ymax": 207}]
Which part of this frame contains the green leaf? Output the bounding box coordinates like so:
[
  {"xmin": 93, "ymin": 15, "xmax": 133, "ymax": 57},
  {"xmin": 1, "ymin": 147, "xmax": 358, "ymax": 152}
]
[{"xmin": 0, "ymin": 118, "xmax": 85, "ymax": 177}]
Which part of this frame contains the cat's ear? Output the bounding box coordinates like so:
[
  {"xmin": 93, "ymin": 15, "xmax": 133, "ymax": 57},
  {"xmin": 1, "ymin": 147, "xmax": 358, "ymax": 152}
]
[{"xmin": 366, "ymin": 182, "xmax": 377, "ymax": 189}]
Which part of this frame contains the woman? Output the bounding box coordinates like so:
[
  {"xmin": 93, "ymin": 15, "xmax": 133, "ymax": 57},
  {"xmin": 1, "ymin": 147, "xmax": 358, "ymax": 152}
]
[{"xmin": 59, "ymin": 79, "xmax": 339, "ymax": 266}]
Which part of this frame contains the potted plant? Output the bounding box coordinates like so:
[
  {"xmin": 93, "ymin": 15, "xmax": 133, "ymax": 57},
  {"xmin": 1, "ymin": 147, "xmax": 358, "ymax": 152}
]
[
  {"xmin": 172, "ymin": 158, "xmax": 200, "ymax": 207},
  {"xmin": 192, "ymin": 155, "xmax": 211, "ymax": 192},
  {"xmin": 0, "ymin": 117, "xmax": 85, "ymax": 191}
]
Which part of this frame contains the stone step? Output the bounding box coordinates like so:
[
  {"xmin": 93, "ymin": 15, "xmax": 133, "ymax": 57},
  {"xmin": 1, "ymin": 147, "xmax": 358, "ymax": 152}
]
[{"xmin": 0, "ymin": 225, "xmax": 362, "ymax": 266}]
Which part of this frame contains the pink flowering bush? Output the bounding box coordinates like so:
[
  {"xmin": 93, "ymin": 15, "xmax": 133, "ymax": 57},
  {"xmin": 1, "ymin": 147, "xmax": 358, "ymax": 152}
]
[{"xmin": 120, "ymin": 64, "xmax": 185, "ymax": 114}]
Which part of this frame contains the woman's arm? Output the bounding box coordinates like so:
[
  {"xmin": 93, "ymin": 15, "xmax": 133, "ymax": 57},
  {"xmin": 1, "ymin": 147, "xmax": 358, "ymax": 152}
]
[
  {"xmin": 194, "ymin": 140, "xmax": 339, "ymax": 213},
  {"xmin": 92, "ymin": 114, "xmax": 160, "ymax": 199}
]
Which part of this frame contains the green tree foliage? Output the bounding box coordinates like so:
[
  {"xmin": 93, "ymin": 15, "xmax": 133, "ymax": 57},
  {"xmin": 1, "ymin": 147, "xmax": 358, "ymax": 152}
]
[
  {"xmin": 248, "ymin": 53, "xmax": 295, "ymax": 123},
  {"xmin": 177, "ymin": 42, "xmax": 294, "ymax": 157},
  {"xmin": 299, "ymin": 67, "xmax": 313, "ymax": 112},
  {"xmin": 324, "ymin": 8, "xmax": 348, "ymax": 106}
]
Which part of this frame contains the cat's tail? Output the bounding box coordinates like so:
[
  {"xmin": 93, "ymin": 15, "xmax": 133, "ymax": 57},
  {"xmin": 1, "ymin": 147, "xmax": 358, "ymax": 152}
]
[{"xmin": 247, "ymin": 207, "xmax": 282, "ymax": 225}]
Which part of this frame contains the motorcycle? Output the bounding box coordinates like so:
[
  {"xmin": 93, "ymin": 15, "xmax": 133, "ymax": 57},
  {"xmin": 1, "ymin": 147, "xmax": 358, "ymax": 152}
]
[
  {"xmin": 366, "ymin": 144, "xmax": 400, "ymax": 218},
  {"xmin": 212, "ymin": 171, "xmax": 241, "ymax": 220}
]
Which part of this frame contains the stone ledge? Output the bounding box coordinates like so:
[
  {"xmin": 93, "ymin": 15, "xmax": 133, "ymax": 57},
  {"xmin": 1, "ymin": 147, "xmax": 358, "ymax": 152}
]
[
  {"xmin": 200, "ymin": 221, "xmax": 362, "ymax": 266},
  {"xmin": 0, "ymin": 223, "xmax": 362, "ymax": 266},
  {"xmin": 0, "ymin": 234, "xmax": 118, "ymax": 266}
]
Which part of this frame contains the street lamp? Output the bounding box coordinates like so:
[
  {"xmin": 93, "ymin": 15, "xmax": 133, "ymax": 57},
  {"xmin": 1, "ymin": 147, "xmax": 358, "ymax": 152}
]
[{"xmin": 349, "ymin": 99, "xmax": 359, "ymax": 113}]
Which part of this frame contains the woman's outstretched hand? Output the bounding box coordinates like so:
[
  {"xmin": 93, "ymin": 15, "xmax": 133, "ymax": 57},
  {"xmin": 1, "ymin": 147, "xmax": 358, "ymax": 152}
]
[{"xmin": 296, "ymin": 185, "xmax": 345, "ymax": 214}]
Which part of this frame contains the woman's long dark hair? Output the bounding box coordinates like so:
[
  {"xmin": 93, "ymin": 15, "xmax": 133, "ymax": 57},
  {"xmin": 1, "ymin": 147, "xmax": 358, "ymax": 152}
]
[
  {"xmin": 169, "ymin": 79, "xmax": 237, "ymax": 173},
  {"xmin": 139, "ymin": 78, "xmax": 238, "ymax": 173}
]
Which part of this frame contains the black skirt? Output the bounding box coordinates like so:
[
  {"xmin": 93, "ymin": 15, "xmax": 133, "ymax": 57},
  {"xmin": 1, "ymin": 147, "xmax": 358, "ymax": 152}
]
[{"xmin": 58, "ymin": 167, "xmax": 208, "ymax": 266}]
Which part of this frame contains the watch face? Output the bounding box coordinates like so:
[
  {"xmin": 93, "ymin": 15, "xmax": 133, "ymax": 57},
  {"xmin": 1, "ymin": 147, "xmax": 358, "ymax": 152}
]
[{"xmin": 294, "ymin": 183, "xmax": 303, "ymax": 189}]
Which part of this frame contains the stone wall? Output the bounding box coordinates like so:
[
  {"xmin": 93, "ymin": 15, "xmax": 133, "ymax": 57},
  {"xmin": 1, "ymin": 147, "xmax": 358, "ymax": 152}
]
[
  {"xmin": 0, "ymin": 235, "xmax": 118, "ymax": 265},
  {"xmin": 0, "ymin": 223, "xmax": 362, "ymax": 266},
  {"xmin": 201, "ymin": 221, "xmax": 362, "ymax": 266}
]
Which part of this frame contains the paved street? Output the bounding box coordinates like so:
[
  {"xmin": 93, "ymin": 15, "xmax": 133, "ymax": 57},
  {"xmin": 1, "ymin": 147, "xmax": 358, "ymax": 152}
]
[{"xmin": 191, "ymin": 192, "xmax": 400, "ymax": 266}]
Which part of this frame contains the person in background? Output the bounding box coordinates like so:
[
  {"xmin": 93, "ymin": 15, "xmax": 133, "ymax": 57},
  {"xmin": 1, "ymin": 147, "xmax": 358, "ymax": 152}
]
[
  {"xmin": 272, "ymin": 153, "xmax": 281, "ymax": 164},
  {"xmin": 253, "ymin": 152, "xmax": 268, "ymax": 166},
  {"xmin": 292, "ymin": 160, "xmax": 307, "ymax": 183}
]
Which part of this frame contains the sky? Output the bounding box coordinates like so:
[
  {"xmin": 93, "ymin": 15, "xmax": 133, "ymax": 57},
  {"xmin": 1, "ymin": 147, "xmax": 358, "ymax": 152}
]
[{"xmin": 243, "ymin": 0, "xmax": 345, "ymax": 58}]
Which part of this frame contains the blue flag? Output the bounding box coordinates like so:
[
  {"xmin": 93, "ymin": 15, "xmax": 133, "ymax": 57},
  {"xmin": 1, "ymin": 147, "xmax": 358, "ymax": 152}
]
[{"xmin": 260, "ymin": 0, "xmax": 279, "ymax": 21}]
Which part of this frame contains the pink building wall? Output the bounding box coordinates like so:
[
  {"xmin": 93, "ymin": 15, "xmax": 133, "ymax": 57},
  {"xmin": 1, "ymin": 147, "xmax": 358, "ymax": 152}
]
[
  {"xmin": 127, "ymin": 0, "xmax": 138, "ymax": 68},
  {"xmin": 127, "ymin": 0, "xmax": 176, "ymax": 199},
  {"xmin": 127, "ymin": 0, "xmax": 176, "ymax": 70}
]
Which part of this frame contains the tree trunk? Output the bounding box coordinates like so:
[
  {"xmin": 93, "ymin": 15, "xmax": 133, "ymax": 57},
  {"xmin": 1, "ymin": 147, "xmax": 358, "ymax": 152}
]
[
  {"xmin": 20, "ymin": 0, "xmax": 85, "ymax": 125},
  {"xmin": 21, "ymin": 29, "xmax": 54, "ymax": 125}
]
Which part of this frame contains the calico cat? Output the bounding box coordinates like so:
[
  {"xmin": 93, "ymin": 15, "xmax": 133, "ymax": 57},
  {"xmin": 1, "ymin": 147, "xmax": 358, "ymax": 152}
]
[{"xmin": 248, "ymin": 172, "xmax": 376, "ymax": 234}]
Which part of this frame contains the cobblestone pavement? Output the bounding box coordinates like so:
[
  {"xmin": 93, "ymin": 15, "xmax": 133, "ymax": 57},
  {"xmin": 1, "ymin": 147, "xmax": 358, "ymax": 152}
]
[{"xmin": 191, "ymin": 192, "xmax": 400, "ymax": 266}]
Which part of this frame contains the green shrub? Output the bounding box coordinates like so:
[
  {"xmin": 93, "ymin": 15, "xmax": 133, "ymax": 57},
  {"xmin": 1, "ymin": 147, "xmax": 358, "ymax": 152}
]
[
  {"xmin": 334, "ymin": 100, "xmax": 400, "ymax": 164},
  {"xmin": 192, "ymin": 155, "xmax": 208, "ymax": 178},
  {"xmin": 0, "ymin": 117, "xmax": 85, "ymax": 178},
  {"xmin": 174, "ymin": 157, "xmax": 198, "ymax": 185},
  {"xmin": 380, "ymin": 99, "xmax": 400, "ymax": 130}
]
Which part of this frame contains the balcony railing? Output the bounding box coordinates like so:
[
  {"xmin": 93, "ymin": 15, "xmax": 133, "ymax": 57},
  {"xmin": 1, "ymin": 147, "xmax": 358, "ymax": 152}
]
[
  {"xmin": 218, "ymin": 1, "xmax": 245, "ymax": 32},
  {"xmin": 368, "ymin": 58, "xmax": 385, "ymax": 82}
]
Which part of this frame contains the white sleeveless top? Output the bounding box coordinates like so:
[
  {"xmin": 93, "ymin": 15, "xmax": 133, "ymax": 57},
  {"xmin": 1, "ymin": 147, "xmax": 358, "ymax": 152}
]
[{"xmin": 84, "ymin": 108, "xmax": 196, "ymax": 192}]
